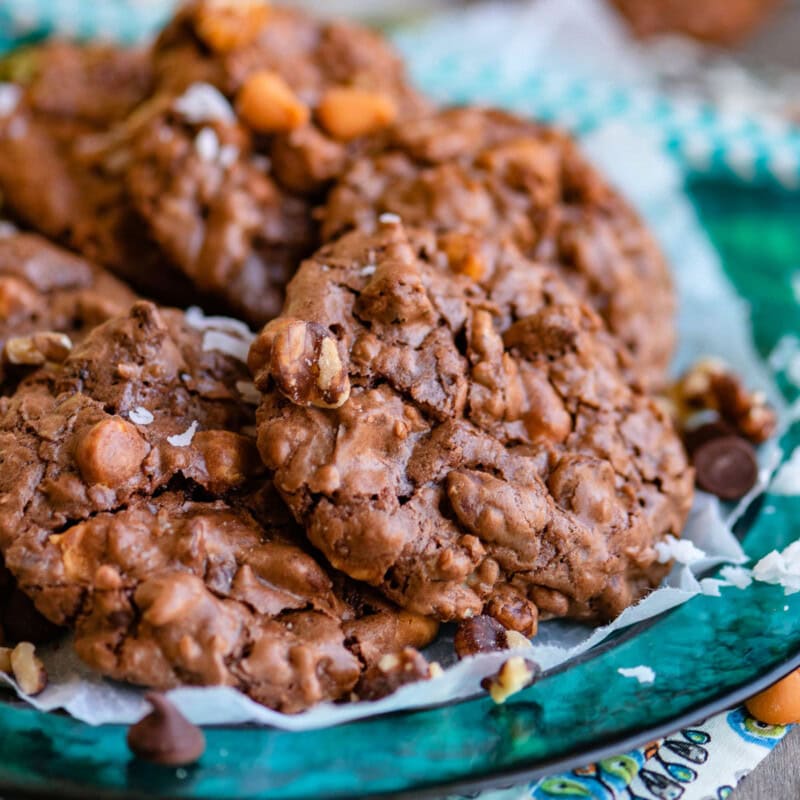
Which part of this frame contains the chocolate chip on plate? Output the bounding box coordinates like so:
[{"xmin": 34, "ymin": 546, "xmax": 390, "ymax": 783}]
[
  {"xmin": 127, "ymin": 693, "xmax": 205, "ymax": 766},
  {"xmin": 693, "ymin": 435, "xmax": 758, "ymax": 501},
  {"xmin": 682, "ymin": 419, "xmax": 736, "ymax": 455}
]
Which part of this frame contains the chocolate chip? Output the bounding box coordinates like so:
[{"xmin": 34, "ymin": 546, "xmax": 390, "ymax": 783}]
[
  {"xmin": 127, "ymin": 693, "xmax": 205, "ymax": 766},
  {"xmin": 693, "ymin": 436, "xmax": 758, "ymax": 501},
  {"xmin": 683, "ymin": 419, "xmax": 735, "ymax": 455},
  {"xmin": 454, "ymin": 614, "xmax": 509, "ymax": 659},
  {"xmin": 1, "ymin": 588, "xmax": 63, "ymax": 645}
]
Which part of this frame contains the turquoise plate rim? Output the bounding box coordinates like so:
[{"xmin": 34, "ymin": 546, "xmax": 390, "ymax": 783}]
[{"xmin": 0, "ymin": 469, "xmax": 798, "ymax": 800}]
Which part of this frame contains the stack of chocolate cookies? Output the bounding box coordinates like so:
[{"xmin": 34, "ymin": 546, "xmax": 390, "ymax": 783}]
[{"xmin": 0, "ymin": 0, "xmax": 697, "ymax": 713}]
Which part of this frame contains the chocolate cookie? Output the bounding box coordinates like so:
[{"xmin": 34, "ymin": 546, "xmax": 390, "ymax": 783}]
[
  {"xmin": 154, "ymin": 0, "xmax": 427, "ymax": 193},
  {"xmin": 322, "ymin": 107, "xmax": 675, "ymax": 390},
  {"xmin": 0, "ymin": 302, "xmax": 437, "ymax": 711},
  {"xmin": 0, "ymin": 53, "xmax": 201, "ymax": 307},
  {"xmin": 108, "ymin": 94, "xmax": 315, "ymax": 324},
  {"xmin": 610, "ymin": 0, "xmax": 782, "ymax": 45},
  {"xmin": 250, "ymin": 221, "xmax": 693, "ymax": 632},
  {"xmin": 100, "ymin": 0, "xmax": 429, "ymax": 324},
  {"xmin": 0, "ymin": 230, "xmax": 137, "ymax": 393}
]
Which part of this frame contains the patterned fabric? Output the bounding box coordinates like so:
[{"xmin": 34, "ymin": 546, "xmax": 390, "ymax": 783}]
[
  {"xmin": 393, "ymin": 0, "xmax": 800, "ymax": 190},
  {"xmin": 0, "ymin": 2, "xmax": 796, "ymax": 799},
  {"xmin": 2, "ymin": 0, "xmax": 799, "ymax": 187},
  {"xmin": 0, "ymin": 0, "xmax": 174, "ymax": 48},
  {"xmin": 526, "ymin": 710, "xmax": 792, "ymax": 800}
]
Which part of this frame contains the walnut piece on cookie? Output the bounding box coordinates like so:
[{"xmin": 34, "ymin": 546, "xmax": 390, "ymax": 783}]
[
  {"xmin": 0, "ymin": 301, "xmax": 438, "ymax": 712},
  {"xmin": 251, "ymin": 222, "xmax": 694, "ymax": 633},
  {"xmin": 0, "ymin": 232, "xmax": 137, "ymax": 394}
]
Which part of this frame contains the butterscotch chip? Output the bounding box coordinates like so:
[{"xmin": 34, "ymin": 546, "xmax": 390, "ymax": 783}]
[
  {"xmin": 75, "ymin": 418, "xmax": 149, "ymax": 488},
  {"xmin": 237, "ymin": 70, "xmax": 309, "ymax": 133},
  {"xmin": 195, "ymin": 0, "xmax": 271, "ymax": 53},
  {"xmin": 440, "ymin": 232, "xmax": 486, "ymax": 281},
  {"xmin": 317, "ymin": 88, "xmax": 397, "ymax": 141},
  {"xmin": 0, "ymin": 302, "xmax": 438, "ymax": 713}
]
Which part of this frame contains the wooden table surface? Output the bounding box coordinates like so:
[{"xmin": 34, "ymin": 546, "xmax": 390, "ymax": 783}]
[
  {"xmin": 722, "ymin": 4, "xmax": 800, "ymax": 796},
  {"xmin": 731, "ymin": 726, "xmax": 800, "ymax": 799}
]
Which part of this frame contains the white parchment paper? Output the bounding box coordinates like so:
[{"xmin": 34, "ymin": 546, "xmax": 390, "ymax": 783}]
[{"xmin": 1, "ymin": 6, "xmax": 794, "ymax": 730}]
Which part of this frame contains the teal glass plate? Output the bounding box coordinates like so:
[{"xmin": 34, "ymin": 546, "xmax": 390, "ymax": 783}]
[{"xmin": 0, "ymin": 195, "xmax": 798, "ymax": 799}]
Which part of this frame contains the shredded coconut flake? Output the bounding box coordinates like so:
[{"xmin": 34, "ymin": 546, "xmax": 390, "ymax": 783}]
[
  {"xmin": 719, "ymin": 565, "xmax": 753, "ymax": 589},
  {"xmin": 195, "ymin": 128, "xmax": 220, "ymax": 162},
  {"xmin": 219, "ymin": 144, "xmax": 239, "ymax": 168},
  {"xmin": 378, "ymin": 212, "xmax": 402, "ymax": 224},
  {"xmin": 174, "ymin": 83, "xmax": 235, "ymax": 124},
  {"xmin": 770, "ymin": 446, "xmax": 800, "ymax": 496},
  {"xmin": 360, "ymin": 264, "xmax": 377, "ymax": 276},
  {"xmin": 185, "ymin": 306, "xmax": 253, "ymax": 339},
  {"xmin": 752, "ymin": 541, "xmax": 800, "ymax": 594},
  {"xmin": 655, "ymin": 535, "xmax": 706, "ymax": 565},
  {"xmin": 128, "ymin": 407, "xmax": 154, "ymax": 425},
  {"xmin": 202, "ymin": 330, "xmax": 251, "ymax": 363},
  {"xmin": 700, "ymin": 578, "xmax": 726, "ymax": 597},
  {"xmin": 167, "ymin": 420, "xmax": 199, "ymax": 448},
  {"xmin": 236, "ymin": 380, "xmax": 261, "ymax": 405},
  {"xmin": 0, "ymin": 84, "xmax": 21, "ymax": 118},
  {"xmin": 618, "ymin": 666, "xmax": 655, "ymax": 684}
]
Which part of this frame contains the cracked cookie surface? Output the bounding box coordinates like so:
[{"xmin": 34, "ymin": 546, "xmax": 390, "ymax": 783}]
[
  {"xmin": 0, "ymin": 231, "xmax": 138, "ymax": 394},
  {"xmin": 251, "ymin": 222, "xmax": 693, "ymax": 633},
  {"xmin": 0, "ymin": 301, "xmax": 436, "ymax": 711},
  {"xmin": 322, "ymin": 107, "xmax": 674, "ymax": 390}
]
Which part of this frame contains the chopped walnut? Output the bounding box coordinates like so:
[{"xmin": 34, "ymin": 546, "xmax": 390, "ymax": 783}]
[
  {"xmin": 9, "ymin": 642, "xmax": 47, "ymax": 696},
  {"xmin": 355, "ymin": 647, "xmax": 432, "ymax": 701},
  {"xmin": 250, "ymin": 318, "xmax": 350, "ymax": 409},
  {"xmin": 482, "ymin": 656, "xmax": 539, "ymax": 704},
  {"xmin": 454, "ymin": 614, "xmax": 533, "ymax": 659},
  {"xmin": 4, "ymin": 331, "xmax": 73, "ymax": 365},
  {"xmin": 671, "ymin": 358, "xmax": 777, "ymax": 444}
]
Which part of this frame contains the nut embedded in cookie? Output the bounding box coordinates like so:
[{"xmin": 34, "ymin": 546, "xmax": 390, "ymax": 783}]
[
  {"xmin": 0, "ymin": 301, "xmax": 438, "ymax": 712},
  {"xmin": 321, "ymin": 107, "xmax": 674, "ymax": 391},
  {"xmin": 252, "ymin": 223, "xmax": 694, "ymax": 632}
]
